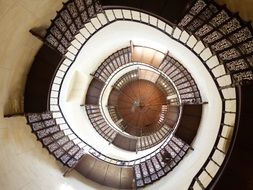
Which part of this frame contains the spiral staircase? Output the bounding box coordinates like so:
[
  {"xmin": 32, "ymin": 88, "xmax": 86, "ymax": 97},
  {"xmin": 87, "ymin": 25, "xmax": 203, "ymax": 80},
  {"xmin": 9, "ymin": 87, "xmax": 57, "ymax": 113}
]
[{"xmin": 23, "ymin": 0, "xmax": 253, "ymax": 189}]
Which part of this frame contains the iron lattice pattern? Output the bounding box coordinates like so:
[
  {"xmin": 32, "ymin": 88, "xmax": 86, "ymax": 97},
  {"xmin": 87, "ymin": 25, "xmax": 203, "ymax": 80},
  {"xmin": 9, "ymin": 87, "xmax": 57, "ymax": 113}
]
[
  {"xmin": 178, "ymin": 0, "xmax": 253, "ymax": 84},
  {"xmin": 26, "ymin": 112, "xmax": 84, "ymax": 167},
  {"xmin": 45, "ymin": 0, "xmax": 103, "ymax": 54}
]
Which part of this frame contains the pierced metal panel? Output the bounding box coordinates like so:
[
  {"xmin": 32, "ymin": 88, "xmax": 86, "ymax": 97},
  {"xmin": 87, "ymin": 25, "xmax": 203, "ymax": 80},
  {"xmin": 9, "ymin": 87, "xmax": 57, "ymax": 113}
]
[
  {"xmin": 69, "ymin": 23, "xmax": 77, "ymax": 35},
  {"xmin": 55, "ymin": 17, "xmax": 67, "ymax": 32},
  {"xmin": 210, "ymin": 10, "xmax": 230, "ymax": 27},
  {"xmin": 48, "ymin": 142, "xmax": 60, "ymax": 152},
  {"xmin": 186, "ymin": 18, "xmax": 204, "ymax": 32},
  {"xmin": 219, "ymin": 18, "xmax": 241, "ymax": 34},
  {"xmin": 233, "ymin": 70, "xmax": 253, "ymax": 82},
  {"xmin": 27, "ymin": 113, "xmax": 41, "ymax": 123},
  {"xmin": 65, "ymin": 30, "xmax": 73, "ymax": 41},
  {"xmin": 88, "ymin": 6, "xmax": 95, "ymax": 17},
  {"xmin": 189, "ymin": 0, "xmax": 207, "ymax": 16},
  {"xmin": 67, "ymin": 2, "xmax": 79, "ymax": 18},
  {"xmin": 75, "ymin": 17, "xmax": 83, "ymax": 29},
  {"xmin": 60, "ymin": 154, "xmax": 71, "ymax": 163},
  {"xmin": 239, "ymin": 39, "xmax": 253, "ymax": 54},
  {"xmin": 32, "ymin": 122, "xmax": 45, "ymax": 131},
  {"xmin": 61, "ymin": 37, "xmax": 69, "ymax": 48},
  {"xmin": 218, "ymin": 48, "xmax": 241, "ymax": 61},
  {"xmin": 57, "ymin": 136, "xmax": 69, "ymax": 146},
  {"xmin": 54, "ymin": 148, "xmax": 65, "ymax": 158},
  {"xmin": 178, "ymin": 14, "xmax": 194, "ymax": 27},
  {"xmin": 46, "ymin": 34, "xmax": 59, "ymax": 47},
  {"xmin": 50, "ymin": 26, "xmax": 62, "ymax": 40},
  {"xmin": 203, "ymin": 31, "xmax": 223, "ymax": 44},
  {"xmin": 229, "ymin": 27, "xmax": 253, "ymax": 44},
  {"xmin": 226, "ymin": 59, "xmax": 249, "ymax": 72},
  {"xmin": 75, "ymin": 0, "xmax": 85, "ymax": 12},
  {"xmin": 195, "ymin": 24, "xmax": 214, "ymax": 37},
  {"xmin": 60, "ymin": 10, "xmax": 72, "ymax": 25},
  {"xmin": 211, "ymin": 39, "xmax": 232, "ymax": 51},
  {"xmin": 57, "ymin": 44, "xmax": 66, "ymax": 54}
]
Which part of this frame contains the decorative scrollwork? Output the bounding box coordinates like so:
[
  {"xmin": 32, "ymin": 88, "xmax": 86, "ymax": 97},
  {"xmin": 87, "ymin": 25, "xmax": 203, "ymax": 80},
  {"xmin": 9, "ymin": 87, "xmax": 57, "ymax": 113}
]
[
  {"xmin": 203, "ymin": 31, "xmax": 223, "ymax": 44},
  {"xmin": 75, "ymin": 0, "xmax": 85, "ymax": 12},
  {"xmin": 46, "ymin": 34, "xmax": 59, "ymax": 47},
  {"xmin": 218, "ymin": 48, "xmax": 241, "ymax": 61},
  {"xmin": 186, "ymin": 18, "xmax": 204, "ymax": 32},
  {"xmin": 178, "ymin": 14, "xmax": 194, "ymax": 27},
  {"xmin": 67, "ymin": 2, "xmax": 78, "ymax": 18},
  {"xmin": 210, "ymin": 11, "xmax": 229, "ymax": 27},
  {"xmin": 75, "ymin": 17, "xmax": 83, "ymax": 29},
  {"xmin": 195, "ymin": 24, "xmax": 214, "ymax": 37},
  {"xmin": 226, "ymin": 59, "xmax": 249, "ymax": 72},
  {"xmin": 189, "ymin": 0, "xmax": 206, "ymax": 16},
  {"xmin": 219, "ymin": 18, "xmax": 241, "ymax": 34},
  {"xmin": 211, "ymin": 39, "xmax": 232, "ymax": 51},
  {"xmin": 233, "ymin": 70, "xmax": 253, "ymax": 82},
  {"xmin": 239, "ymin": 39, "xmax": 253, "ymax": 54},
  {"xmin": 229, "ymin": 27, "xmax": 252, "ymax": 44},
  {"xmin": 69, "ymin": 23, "xmax": 77, "ymax": 35},
  {"xmin": 60, "ymin": 10, "xmax": 72, "ymax": 25}
]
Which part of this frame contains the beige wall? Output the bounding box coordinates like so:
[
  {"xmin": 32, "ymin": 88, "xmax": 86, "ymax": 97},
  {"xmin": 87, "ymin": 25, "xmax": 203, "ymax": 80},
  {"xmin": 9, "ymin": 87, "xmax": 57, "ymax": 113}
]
[
  {"xmin": 0, "ymin": 1, "xmax": 111, "ymax": 190},
  {"xmin": 0, "ymin": 0, "xmax": 67, "ymax": 115}
]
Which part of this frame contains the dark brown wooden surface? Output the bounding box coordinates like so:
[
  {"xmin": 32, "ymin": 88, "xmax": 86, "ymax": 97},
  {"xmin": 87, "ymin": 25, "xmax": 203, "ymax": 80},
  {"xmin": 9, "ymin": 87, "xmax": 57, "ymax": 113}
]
[
  {"xmin": 112, "ymin": 133, "xmax": 137, "ymax": 151},
  {"xmin": 24, "ymin": 44, "xmax": 63, "ymax": 112},
  {"xmin": 86, "ymin": 78, "xmax": 105, "ymax": 105},
  {"xmin": 175, "ymin": 104, "xmax": 202, "ymax": 145},
  {"xmin": 75, "ymin": 154, "xmax": 134, "ymax": 189},
  {"xmin": 116, "ymin": 80, "xmax": 167, "ymax": 136},
  {"xmin": 100, "ymin": 0, "xmax": 196, "ymax": 24}
]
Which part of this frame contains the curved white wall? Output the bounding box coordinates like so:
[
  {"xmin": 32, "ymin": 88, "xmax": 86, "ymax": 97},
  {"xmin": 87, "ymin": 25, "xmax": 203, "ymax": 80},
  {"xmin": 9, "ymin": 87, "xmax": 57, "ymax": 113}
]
[{"xmin": 59, "ymin": 20, "xmax": 222, "ymax": 189}]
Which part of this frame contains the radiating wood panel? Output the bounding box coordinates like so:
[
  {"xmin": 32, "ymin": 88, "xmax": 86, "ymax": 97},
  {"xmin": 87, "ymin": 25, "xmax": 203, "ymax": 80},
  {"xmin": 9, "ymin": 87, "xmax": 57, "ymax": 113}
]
[
  {"xmin": 117, "ymin": 80, "xmax": 167, "ymax": 136},
  {"xmin": 132, "ymin": 47, "xmax": 164, "ymax": 68}
]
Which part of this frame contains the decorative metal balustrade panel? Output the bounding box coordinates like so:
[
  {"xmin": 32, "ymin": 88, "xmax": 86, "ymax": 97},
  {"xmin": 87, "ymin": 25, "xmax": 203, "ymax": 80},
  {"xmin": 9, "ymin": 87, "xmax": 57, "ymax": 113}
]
[
  {"xmin": 134, "ymin": 136, "xmax": 189, "ymax": 187},
  {"xmin": 45, "ymin": 0, "xmax": 102, "ymax": 54},
  {"xmin": 178, "ymin": 0, "xmax": 253, "ymax": 84},
  {"xmin": 159, "ymin": 54, "xmax": 201, "ymax": 103},
  {"xmin": 26, "ymin": 112, "xmax": 85, "ymax": 166},
  {"xmin": 94, "ymin": 47, "xmax": 132, "ymax": 82}
]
